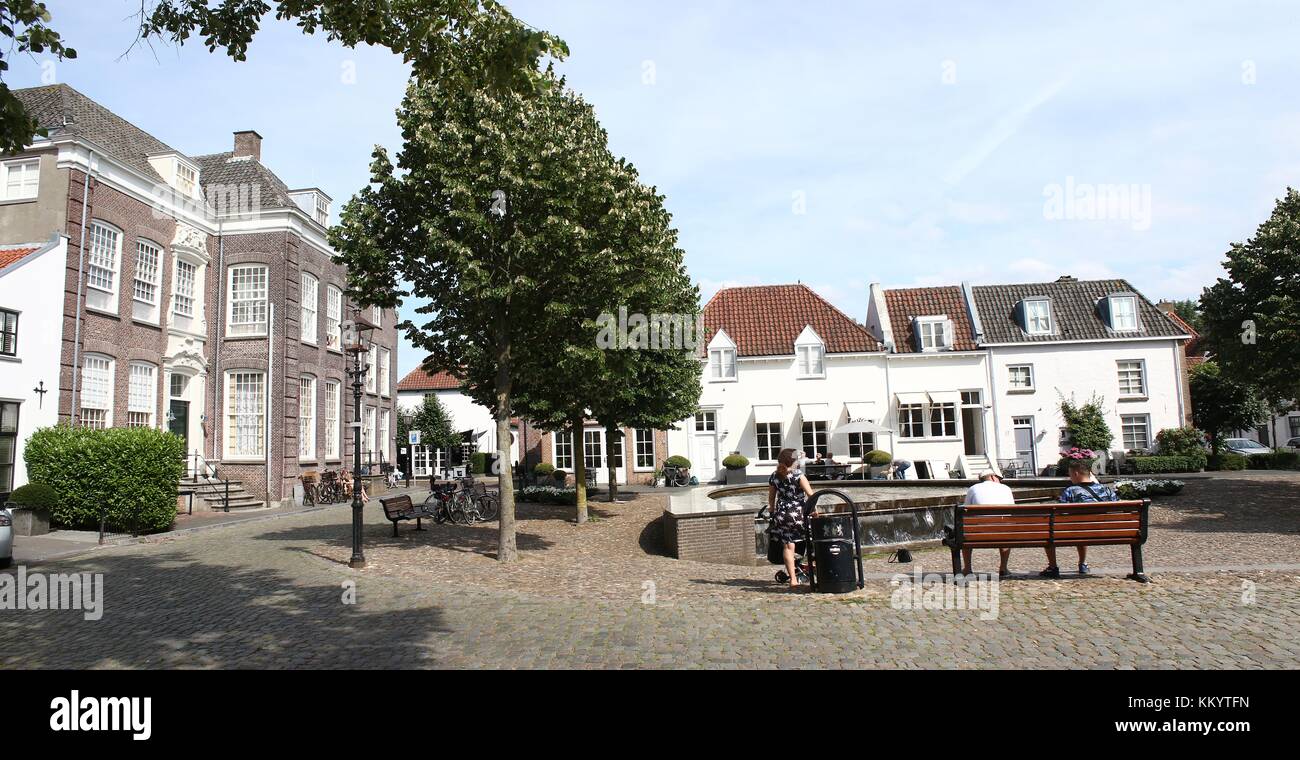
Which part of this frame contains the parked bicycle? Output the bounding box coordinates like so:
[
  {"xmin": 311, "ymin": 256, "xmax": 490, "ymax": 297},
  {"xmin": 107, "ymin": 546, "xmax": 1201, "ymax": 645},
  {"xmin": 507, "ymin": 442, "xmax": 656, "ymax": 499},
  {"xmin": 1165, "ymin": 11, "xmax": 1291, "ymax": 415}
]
[
  {"xmin": 661, "ymin": 464, "xmax": 689, "ymax": 487},
  {"xmin": 420, "ymin": 477, "xmax": 499, "ymax": 525}
]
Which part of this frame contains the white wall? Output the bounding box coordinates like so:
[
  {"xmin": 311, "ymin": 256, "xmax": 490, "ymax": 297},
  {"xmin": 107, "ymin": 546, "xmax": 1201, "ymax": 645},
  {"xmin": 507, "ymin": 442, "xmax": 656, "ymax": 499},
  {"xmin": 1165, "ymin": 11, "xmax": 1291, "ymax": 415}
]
[
  {"xmin": 0, "ymin": 238, "xmax": 66, "ymax": 492},
  {"xmin": 987, "ymin": 339, "xmax": 1186, "ymax": 472},
  {"xmin": 396, "ymin": 388, "xmax": 504, "ymax": 455},
  {"xmin": 882, "ymin": 352, "xmax": 991, "ymax": 474}
]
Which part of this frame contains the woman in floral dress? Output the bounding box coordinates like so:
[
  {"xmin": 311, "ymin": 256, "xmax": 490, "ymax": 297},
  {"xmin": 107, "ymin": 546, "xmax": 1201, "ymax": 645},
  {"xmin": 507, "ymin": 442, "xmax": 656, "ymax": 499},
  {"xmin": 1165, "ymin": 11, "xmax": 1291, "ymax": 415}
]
[{"xmin": 768, "ymin": 448, "xmax": 816, "ymax": 589}]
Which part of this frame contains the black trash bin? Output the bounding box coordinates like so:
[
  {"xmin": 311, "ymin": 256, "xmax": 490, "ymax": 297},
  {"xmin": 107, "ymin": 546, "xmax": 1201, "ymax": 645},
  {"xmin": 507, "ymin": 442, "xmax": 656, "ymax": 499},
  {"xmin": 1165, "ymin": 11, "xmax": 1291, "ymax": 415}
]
[{"xmin": 810, "ymin": 512, "xmax": 858, "ymax": 593}]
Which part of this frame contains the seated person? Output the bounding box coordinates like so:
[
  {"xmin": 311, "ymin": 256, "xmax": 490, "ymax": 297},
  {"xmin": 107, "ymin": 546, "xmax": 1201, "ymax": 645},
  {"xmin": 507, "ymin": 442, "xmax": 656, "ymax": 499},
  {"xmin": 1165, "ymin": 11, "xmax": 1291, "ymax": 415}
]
[
  {"xmin": 1043, "ymin": 460, "xmax": 1117, "ymax": 577},
  {"xmin": 960, "ymin": 473, "xmax": 1015, "ymax": 578}
]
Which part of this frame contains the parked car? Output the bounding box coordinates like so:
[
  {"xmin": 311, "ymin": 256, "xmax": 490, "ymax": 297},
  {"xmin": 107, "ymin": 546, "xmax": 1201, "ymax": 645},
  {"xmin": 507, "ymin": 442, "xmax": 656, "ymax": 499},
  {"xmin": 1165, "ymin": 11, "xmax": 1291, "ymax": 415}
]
[
  {"xmin": 1223, "ymin": 438, "xmax": 1273, "ymax": 456},
  {"xmin": 1286, "ymin": 437, "xmax": 1300, "ymax": 451},
  {"xmin": 0, "ymin": 504, "xmax": 12, "ymax": 568}
]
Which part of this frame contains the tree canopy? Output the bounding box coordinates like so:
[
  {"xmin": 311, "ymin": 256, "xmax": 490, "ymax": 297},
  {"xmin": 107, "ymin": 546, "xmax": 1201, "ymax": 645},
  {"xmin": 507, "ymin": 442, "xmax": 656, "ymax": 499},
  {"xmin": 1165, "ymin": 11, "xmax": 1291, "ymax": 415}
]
[
  {"xmin": 1189, "ymin": 361, "xmax": 1269, "ymax": 455},
  {"xmin": 397, "ymin": 394, "xmax": 460, "ymax": 454},
  {"xmin": 1200, "ymin": 188, "xmax": 1300, "ymax": 407},
  {"xmin": 0, "ymin": 1, "xmax": 76, "ymax": 154}
]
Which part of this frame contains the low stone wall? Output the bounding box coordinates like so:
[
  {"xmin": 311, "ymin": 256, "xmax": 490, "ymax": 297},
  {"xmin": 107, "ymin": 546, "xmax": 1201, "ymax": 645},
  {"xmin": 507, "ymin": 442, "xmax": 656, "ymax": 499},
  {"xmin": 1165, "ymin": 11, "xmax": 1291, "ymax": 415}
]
[{"xmin": 663, "ymin": 507, "xmax": 760, "ymax": 566}]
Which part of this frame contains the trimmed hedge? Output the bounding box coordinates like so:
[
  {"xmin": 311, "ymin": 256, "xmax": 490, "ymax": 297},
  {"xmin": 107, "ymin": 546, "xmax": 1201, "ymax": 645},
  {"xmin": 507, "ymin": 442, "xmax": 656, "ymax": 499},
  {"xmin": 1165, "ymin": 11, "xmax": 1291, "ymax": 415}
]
[
  {"xmin": 24, "ymin": 425, "xmax": 184, "ymax": 533},
  {"xmin": 1131, "ymin": 454, "xmax": 1205, "ymax": 474},
  {"xmin": 7, "ymin": 482, "xmax": 59, "ymax": 509},
  {"xmin": 722, "ymin": 454, "xmax": 749, "ymax": 469},
  {"xmin": 864, "ymin": 450, "xmax": 893, "ymax": 467},
  {"xmin": 469, "ymin": 452, "xmax": 488, "ymax": 475},
  {"xmin": 1207, "ymin": 452, "xmax": 1247, "ymax": 471},
  {"xmin": 533, "ymin": 462, "xmax": 555, "ymax": 478},
  {"xmin": 519, "ymin": 485, "xmax": 576, "ymax": 505},
  {"xmin": 665, "ymin": 455, "xmax": 691, "ymax": 469},
  {"xmin": 1155, "ymin": 427, "xmax": 1206, "ymax": 458},
  {"xmin": 1247, "ymin": 450, "xmax": 1300, "ymax": 470}
]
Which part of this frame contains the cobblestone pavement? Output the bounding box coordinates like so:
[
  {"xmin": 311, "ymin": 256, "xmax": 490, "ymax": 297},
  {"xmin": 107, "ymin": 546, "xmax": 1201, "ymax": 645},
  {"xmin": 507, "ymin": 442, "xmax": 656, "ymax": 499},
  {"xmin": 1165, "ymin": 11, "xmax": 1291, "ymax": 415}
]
[{"xmin": 1, "ymin": 473, "xmax": 1298, "ymax": 669}]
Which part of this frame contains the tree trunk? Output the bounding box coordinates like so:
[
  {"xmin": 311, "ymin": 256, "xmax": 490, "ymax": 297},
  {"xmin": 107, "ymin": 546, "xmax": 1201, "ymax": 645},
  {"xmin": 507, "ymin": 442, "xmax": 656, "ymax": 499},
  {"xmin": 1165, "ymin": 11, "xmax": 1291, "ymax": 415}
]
[
  {"xmin": 605, "ymin": 421, "xmax": 619, "ymax": 503},
  {"xmin": 495, "ymin": 329, "xmax": 517, "ymax": 562},
  {"xmin": 573, "ymin": 412, "xmax": 588, "ymax": 523}
]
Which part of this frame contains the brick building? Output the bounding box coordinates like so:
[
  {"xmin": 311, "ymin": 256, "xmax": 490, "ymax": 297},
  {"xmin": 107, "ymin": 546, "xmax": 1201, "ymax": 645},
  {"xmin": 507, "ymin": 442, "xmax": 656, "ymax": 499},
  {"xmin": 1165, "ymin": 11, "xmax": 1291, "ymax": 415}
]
[{"xmin": 0, "ymin": 84, "xmax": 397, "ymax": 505}]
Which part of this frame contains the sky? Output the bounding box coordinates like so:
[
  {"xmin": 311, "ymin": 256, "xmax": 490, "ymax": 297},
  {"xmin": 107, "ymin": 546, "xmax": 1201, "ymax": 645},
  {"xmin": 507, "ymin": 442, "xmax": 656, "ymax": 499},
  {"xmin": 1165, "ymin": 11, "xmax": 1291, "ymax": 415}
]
[{"xmin": 9, "ymin": 1, "xmax": 1300, "ymax": 379}]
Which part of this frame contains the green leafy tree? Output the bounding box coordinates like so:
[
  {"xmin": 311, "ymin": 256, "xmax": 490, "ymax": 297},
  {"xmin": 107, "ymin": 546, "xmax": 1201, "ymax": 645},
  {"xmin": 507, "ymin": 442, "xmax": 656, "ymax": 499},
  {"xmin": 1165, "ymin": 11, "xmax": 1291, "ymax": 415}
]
[
  {"xmin": 1165, "ymin": 298, "xmax": 1203, "ymax": 333},
  {"xmin": 1058, "ymin": 394, "xmax": 1114, "ymax": 452},
  {"xmin": 330, "ymin": 72, "xmax": 621, "ymax": 560},
  {"xmin": 1200, "ymin": 188, "xmax": 1300, "ymax": 405},
  {"xmin": 1189, "ymin": 361, "xmax": 1268, "ymax": 455},
  {"xmin": 396, "ymin": 391, "xmax": 460, "ymax": 454},
  {"xmin": 0, "ymin": 1, "xmax": 76, "ymax": 153}
]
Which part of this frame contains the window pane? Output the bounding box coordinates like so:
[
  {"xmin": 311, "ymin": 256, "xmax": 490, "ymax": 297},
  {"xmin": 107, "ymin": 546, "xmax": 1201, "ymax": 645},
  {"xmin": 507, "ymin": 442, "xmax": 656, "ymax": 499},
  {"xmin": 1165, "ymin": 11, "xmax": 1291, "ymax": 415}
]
[
  {"xmin": 87, "ymin": 223, "xmax": 119, "ymax": 293},
  {"xmin": 133, "ymin": 241, "xmax": 161, "ymax": 304},
  {"xmin": 300, "ymin": 274, "xmax": 318, "ymax": 342},
  {"xmin": 228, "ymin": 372, "xmax": 266, "ymax": 456}
]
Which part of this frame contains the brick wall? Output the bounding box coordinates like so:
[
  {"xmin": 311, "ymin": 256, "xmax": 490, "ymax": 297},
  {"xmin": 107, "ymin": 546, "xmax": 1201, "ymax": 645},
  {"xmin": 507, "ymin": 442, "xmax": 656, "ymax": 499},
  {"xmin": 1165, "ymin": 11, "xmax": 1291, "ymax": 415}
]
[
  {"xmin": 663, "ymin": 508, "xmax": 759, "ymax": 565},
  {"xmin": 533, "ymin": 424, "xmax": 670, "ymax": 485}
]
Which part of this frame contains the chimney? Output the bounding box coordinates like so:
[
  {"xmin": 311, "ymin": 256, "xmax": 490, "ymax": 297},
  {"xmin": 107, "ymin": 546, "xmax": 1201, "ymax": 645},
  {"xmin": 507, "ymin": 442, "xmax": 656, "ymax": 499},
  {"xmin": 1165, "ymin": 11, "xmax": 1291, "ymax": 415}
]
[
  {"xmin": 1056, "ymin": 275, "xmax": 1077, "ymax": 283},
  {"xmin": 233, "ymin": 130, "xmax": 262, "ymax": 161}
]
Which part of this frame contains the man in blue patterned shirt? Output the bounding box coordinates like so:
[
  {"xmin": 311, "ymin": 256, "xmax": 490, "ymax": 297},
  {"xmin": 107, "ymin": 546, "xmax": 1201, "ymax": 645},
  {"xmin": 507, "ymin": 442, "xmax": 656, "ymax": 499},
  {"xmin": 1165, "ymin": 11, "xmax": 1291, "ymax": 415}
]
[{"xmin": 1042, "ymin": 459, "xmax": 1117, "ymax": 578}]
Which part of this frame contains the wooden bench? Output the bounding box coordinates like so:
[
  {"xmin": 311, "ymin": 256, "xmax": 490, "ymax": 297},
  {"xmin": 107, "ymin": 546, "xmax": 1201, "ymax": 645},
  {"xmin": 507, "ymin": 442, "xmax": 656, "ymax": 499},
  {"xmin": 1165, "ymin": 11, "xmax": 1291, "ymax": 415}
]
[
  {"xmin": 379, "ymin": 494, "xmax": 433, "ymax": 537},
  {"xmin": 943, "ymin": 500, "xmax": 1151, "ymax": 582}
]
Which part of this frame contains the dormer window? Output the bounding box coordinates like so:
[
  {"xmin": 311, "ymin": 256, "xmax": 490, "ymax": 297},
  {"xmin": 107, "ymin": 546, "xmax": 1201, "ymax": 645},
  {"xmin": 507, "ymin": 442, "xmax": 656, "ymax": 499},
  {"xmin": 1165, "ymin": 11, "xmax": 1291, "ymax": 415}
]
[
  {"xmin": 176, "ymin": 162, "xmax": 197, "ymax": 197},
  {"xmin": 706, "ymin": 329, "xmax": 737, "ymax": 381},
  {"xmin": 1107, "ymin": 295, "xmax": 1139, "ymax": 331},
  {"xmin": 794, "ymin": 325, "xmax": 825, "ymax": 378},
  {"xmin": 290, "ymin": 189, "xmax": 332, "ymax": 227},
  {"xmin": 315, "ymin": 195, "xmax": 329, "ymax": 226},
  {"xmin": 146, "ymin": 152, "xmax": 202, "ymax": 200},
  {"xmin": 915, "ymin": 316, "xmax": 952, "ymax": 351},
  {"xmin": 1024, "ymin": 298, "xmax": 1052, "ymax": 334}
]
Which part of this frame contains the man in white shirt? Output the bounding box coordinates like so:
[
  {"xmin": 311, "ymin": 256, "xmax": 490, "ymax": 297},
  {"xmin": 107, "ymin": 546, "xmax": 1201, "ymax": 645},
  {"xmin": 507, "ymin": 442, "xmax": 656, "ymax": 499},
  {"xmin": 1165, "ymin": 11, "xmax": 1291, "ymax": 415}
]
[{"xmin": 961, "ymin": 472, "xmax": 1015, "ymax": 577}]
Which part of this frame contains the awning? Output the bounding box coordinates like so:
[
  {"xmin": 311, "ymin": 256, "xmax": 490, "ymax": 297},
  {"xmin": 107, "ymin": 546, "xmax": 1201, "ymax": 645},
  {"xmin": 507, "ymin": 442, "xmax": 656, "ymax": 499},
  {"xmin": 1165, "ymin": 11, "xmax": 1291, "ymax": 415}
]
[
  {"xmin": 798, "ymin": 402, "xmax": 830, "ymax": 422},
  {"xmin": 895, "ymin": 392, "xmax": 928, "ymax": 406},
  {"xmin": 831, "ymin": 420, "xmax": 892, "ymax": 438},
  {"xmin": 844, "ymin": 402, "xmax": 875, "ymax": 422},
  {"xmin": 752, "ymin": 404, "xmax": 784, "ymax": 424},
  {"xmin": 928, "ymin": 391, "xmax": 961, "ymax": 405}
]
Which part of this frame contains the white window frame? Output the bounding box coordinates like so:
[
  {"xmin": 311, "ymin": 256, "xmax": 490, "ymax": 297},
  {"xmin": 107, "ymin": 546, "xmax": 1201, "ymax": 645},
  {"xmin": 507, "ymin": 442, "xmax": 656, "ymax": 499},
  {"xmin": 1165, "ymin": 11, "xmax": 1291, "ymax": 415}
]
[
  {"xmin": 796, "ymin": 343, "xmax": 825, "ymax": 378},
  {"xmin": 897, "ymin": 403, "xmax": 926, "ymax": 438},
  {"xmin": 364, "ymin": 406, "xmax": 376, "ymax": 460},
  {"xmin": 379, "ymin": 409, "xmax": 390, "ymax": 464},
  {"xmin": 371, "ymin": 305, "xmax": 382, "ymax": 328},
  {"xmin": 365, "ymin": 346, "xmax": 377, "ymax": 393},
  {"xmin": 1007, "ymin": 364, "xmax": 1035, "ymax": 391},
  {"xmin": 553, "ymin": 431, "xmax": 574, "ymax": 470},
  {"xmin": 174, "ymin": 160, "xmax": 197, "ymax": 198},
  {"xmin": 299, "ymin": 375, "xmax": 316, "ymax": 460},
  {"xmin": 847, "ymin": 431, "xmax": 876, "ymax": 460},
  {"xmin": 227, "ymin": 264, "xmax": 269, "ymax": 337},
  {"xmin": 86, "ymin": 221, "xmax": 121, "ymax": 297},
  {"xmin": 225, "ymin": 370, "xmax": 266, "ymax": 459},
  {"xmin": 917, "ymin": 317, "xmax": 950, "ymax": 351},
  {"xmin": 314, "ymin": 194, "xmax": 329, "ymax": 226},
  {"xmin": 378, "ymin": 346, "xmax": 390, "ymax": 397},
  {"xmin": 1024, "ymin": 299, "xmax": 1053, "ymax": 335},
  {"xmin": 1117, "ymin": 359, "xmax": 1147, "ymax": 398},
  {"xmin": 694, "ymin": 410, "xmax": 716, "ymax": 432},
  {"xmin": 708, "ymin": 347, "xmax": 736, "ymax": 381},
  {"xmin": 127, "ymin": 362, "xmax": 157, "ymax": 428},
  {"xmin": 634, "ymin": 428, "xmax": 655, "ymax": 471},
  {"xmin": 325, "ymin": 285, "xmax": 343, "ymax": 350},
  {"xmin": 928, "ymin": 402, "xmax": 958, "ymax": 438},
  {"xmin": 1, "ymin": 158, "xmax": 40, "ymax": 201},
  {"xmin": 801, "ymin": 421, "xmax": 828, "ymax": 458},
  {"xmin": 300, "ymin": 272, "xmax": 318, "ymax": 344},
  {"xmin": 1109, "ymin": 295, "xmax": 1139, "ymax": 331},
  {"xmin": 172, "ymin": 258, "xmax": 197, "ymax": 318},
  {"xmin": 324, "ymin": 380, "xmax": 341, "ymax": 460},
  {"xmin": 132, "ymin": 239, "xmax": 162, "ymax": 306},
  {"xmin": 1121, "ymin": 414, "xmax": 1151, "ymax": 450},
  {"xmin": 755, "ymin": 422, "xmax": 782, "ymax": 462},
  {"xmin": 80, "ymin": 354, "xmax": 115, "ymax": 429}
]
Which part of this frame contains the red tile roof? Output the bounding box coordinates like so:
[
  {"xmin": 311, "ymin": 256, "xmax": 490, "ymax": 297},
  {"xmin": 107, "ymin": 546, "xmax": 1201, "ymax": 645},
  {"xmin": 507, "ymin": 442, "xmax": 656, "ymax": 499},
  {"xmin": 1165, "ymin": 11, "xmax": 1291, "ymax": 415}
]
[
  {"xmin": 1160, "ymin": 308, "xmax": 1204, "ymax": 356},
  {"xmin": 396, "ymin": 366, "xmax": 462, "ymax": 391},
  {"xmin": 0, "ymin": 245, "xmax": 42, "ymax": 270},
  {"xmin": 884, "ymin": 286, "xmax": 978, "ymax": 353},
  {"xmin": 702, "ymin": 284, "xmax": 881, "ymax": 357}
]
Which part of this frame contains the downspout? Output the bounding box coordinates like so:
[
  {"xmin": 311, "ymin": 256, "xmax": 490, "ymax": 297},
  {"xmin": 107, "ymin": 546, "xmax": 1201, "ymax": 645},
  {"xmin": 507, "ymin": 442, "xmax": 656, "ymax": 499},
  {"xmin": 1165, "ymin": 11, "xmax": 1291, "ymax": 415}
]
[
  {"xmin": 69, "ymin": 150, "xmax": 96, "ymax": 423},
  {"xmin": 266, "ymin": 303, "xmax": 274, "ymax": 505},
  {"xmin": 213, "ymin": 217, "xmax": 225, "ymax": 461},
  {"xmin": 985, "ymin": 348, "xmax": 1003, "ymax": 466}
]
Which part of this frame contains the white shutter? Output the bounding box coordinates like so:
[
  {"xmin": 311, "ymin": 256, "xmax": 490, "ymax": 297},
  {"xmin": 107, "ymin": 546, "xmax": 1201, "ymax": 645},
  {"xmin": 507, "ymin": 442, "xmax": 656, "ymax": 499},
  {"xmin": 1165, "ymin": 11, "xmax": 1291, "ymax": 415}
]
[{"xmin": 942, "ymin": 319, "xmax": 955, "ymax": 350}]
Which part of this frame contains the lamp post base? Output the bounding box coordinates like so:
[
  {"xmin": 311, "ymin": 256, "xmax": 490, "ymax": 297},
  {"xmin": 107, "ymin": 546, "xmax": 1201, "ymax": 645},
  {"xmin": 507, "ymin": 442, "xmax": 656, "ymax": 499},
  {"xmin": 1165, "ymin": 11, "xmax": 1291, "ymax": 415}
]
[{"xmin": 348, "ymin": 556, "xmax": 367, "ymax": 569}]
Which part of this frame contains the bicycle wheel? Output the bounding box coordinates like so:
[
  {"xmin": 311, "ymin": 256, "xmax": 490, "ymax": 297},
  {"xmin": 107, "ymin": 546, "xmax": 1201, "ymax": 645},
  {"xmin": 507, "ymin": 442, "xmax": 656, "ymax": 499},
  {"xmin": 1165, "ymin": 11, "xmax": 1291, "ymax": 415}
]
[
  {"xmin": 446, "ymin": 493, "xmax": 473, "ymax": 525},
  {"xmin": 476, "ymin": 494, "xmax": 499, "ymax": 522}
]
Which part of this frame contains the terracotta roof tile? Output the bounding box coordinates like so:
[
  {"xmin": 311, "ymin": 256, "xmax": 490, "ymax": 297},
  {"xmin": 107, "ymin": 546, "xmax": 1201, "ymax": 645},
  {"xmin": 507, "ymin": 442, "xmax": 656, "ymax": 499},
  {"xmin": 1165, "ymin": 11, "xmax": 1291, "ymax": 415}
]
[
  {"xmin": 0, "ymin": 246, "xmax": 42, "ymax": 270},
  {"xmin": 396, "ymin": 367, "xmax": 461, "ymax": 391},
  {"xmin": 884, "ymin": 286, "xmax": 978, "ymax": 353},
  {"xmin": 702, "ymin": 284, "xmax": 881, "ymax": 357}
]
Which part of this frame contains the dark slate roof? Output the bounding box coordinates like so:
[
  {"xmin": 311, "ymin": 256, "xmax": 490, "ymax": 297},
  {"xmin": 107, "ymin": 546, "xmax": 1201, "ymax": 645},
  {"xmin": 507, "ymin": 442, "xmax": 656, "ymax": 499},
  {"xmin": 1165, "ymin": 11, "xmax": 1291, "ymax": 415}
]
[
  {"xmin": 883, "ymin": 286, "xmax": 979, "ymax": 353},
  {"xmin": 702, "ymin": 284, "xmax": 882, "ymax": 357},
  {"xmin": 12, "ymin": 84, "xmax": 176, "ymax": 181},
  {"xmin": 971, "ymin": 278, "xmax": 1188, "ymax": 344},
  {"xmin": 192, "ymin": 151, "xmax": 296, "ymax": 211}
]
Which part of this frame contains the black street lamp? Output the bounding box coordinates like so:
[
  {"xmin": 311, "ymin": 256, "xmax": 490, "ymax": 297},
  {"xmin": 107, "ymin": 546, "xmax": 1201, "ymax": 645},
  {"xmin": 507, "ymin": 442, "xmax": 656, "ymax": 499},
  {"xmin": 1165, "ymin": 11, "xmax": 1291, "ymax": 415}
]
[{"xmin": 343, "ymin": 308, "xmax": 377, "ymax": 569}]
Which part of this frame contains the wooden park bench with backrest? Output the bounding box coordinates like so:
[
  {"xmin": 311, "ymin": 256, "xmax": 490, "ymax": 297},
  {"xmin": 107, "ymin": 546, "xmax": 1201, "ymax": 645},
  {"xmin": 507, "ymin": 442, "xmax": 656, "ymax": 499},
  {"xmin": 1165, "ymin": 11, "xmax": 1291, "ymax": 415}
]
[
  {"xmin": 943, "ymin": 500, "xmax": 1152, "ymax": 582},
  {"xmin": 379, "ymin": 494, "xmax": 436, "ymax": 537}
]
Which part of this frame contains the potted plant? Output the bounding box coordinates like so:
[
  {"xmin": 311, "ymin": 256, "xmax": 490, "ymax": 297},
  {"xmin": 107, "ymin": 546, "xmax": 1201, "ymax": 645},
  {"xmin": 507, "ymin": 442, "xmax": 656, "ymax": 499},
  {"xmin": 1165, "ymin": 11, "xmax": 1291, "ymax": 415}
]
[
  {"xmin": 551, "ymin": 468, "xmax": 568, "ymax": 485},
  {"xmin": 722, "ymin": 453, "xmax": 749, "ymax": 485},
  {"xmin": 533, "ymin": 462, "xmax": 555, "ymax": 485},
  {"xmin": 864, "ymin": 449, "xmax": 893, "ymax": 478},
  {"xmin": 6, "ymin": 482, "xmax": 57, "ymax": 537}
]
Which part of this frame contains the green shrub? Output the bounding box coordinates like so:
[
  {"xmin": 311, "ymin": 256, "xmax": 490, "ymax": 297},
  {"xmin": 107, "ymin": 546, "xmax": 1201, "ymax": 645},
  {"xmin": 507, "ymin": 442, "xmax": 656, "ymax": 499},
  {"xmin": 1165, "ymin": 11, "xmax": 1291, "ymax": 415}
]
[
  {"xmin": 532, "ymin": 462, "xmax": 555, "ymax": 478},
  {"xmin": 1156, "ymin": 427, "xmax": 1206, "ymax": 457},
  {"xmin": 1131, "ymin": 454, "xmax": 1205, "ymax": 473},
  {"xmin": 24, "ymin": 425, "xmax": 184, "ymax": 533},
  {"xmin": 469, "ymin": 451, "xmax": 488, "ymax": 474},
  {"xmin": 519, "ymin": 485, "xmax": 576, "ymax": 505},
  {"xmin": 551, "ymin": 469, "xmax": 567, "ymax": 483},
  {"xmin": 1115, "ymin": 479, "xmax": 1186, "ymax": 499},
  {"xmin": 7, "ymin": 482, "xmax": 59, "ymax": 509},
  {"xmin": 722, "ymin": 454, "xmax": 749, "ymax": 469},
  {"xmin": 665, "ymin": 455, "xmax": 691, "ymax": 469},
  {"xmin": 1246, "ymin": 450, "xmax": 1300, "ymax": 470},
  {"xmin": 1207, "ymin": 452, "xmax": 1247, "ymax": 471},
  {"xmin": 864, "ymin": 450, "xmax": 893, "ymax": 467}
]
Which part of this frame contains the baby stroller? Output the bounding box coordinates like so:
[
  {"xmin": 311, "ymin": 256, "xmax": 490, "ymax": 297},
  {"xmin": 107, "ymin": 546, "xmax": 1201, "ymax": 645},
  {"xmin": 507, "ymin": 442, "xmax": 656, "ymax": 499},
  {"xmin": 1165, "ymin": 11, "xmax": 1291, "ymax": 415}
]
[
  {"xmin": 762, "ymin": 490, "xmax": 865, "ymax": 592},
  {"xmin": 758, "ymin": 504, "xmax": 811, "ymax": 584}
]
